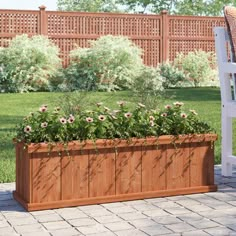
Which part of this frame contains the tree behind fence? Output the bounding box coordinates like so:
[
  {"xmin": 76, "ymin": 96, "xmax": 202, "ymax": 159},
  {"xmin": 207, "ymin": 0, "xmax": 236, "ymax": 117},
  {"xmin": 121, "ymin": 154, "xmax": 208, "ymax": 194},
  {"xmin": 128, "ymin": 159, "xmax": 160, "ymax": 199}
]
[{"xmin": 0, "ymin": 6, "xmax": 225, "ymax": 67}]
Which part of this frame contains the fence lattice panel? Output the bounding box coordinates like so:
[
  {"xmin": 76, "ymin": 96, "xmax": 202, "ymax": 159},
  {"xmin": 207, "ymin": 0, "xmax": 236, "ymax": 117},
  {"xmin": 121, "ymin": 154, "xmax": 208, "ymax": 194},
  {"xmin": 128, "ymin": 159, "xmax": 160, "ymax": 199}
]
[
  {"xmin": 168, "ymin": 16, "xmax": 225, "ymax": 61},
  {"xmin": 0, "ymin": 7, "xmax": 226, "ymax": 67}
]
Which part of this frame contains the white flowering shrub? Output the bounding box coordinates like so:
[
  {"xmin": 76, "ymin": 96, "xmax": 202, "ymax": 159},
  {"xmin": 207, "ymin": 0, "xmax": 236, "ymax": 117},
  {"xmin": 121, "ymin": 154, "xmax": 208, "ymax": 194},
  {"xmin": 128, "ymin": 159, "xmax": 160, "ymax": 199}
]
[
  {"xmin": 132, "ymin": 66, "xmax": 165, "ymax": 109},
  {"xmin": 0, "ymin": 34, "xmax": 61, "ymax": 93},
  {"xmin": 174, "ymin": 50, "xmax": 218, "ymax": 87},
  {"xmin": 63, "ymin": 35, "xmax": 143, "ymax": 91}
]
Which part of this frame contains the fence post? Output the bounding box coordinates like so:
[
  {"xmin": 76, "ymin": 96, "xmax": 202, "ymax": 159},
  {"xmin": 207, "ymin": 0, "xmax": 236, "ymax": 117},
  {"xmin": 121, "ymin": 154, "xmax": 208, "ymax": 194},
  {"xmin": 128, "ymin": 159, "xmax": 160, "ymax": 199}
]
[
  {"xmin": 39, "ymin": 5, "xmax": 48, "ymax": 35},
  {"xmin": 161, "ymin": 10, "xmax": 169, "ymax": 62}
]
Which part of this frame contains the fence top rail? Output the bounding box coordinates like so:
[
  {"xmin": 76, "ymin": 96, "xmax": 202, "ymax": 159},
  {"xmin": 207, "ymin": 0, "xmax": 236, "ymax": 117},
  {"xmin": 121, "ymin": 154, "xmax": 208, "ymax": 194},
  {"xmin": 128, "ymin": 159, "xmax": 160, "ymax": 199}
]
[
  {"xmin": 46, "ymin": 11, "xmax": 162, "ymax": 19},
  {"xmin": 168, "ymin": 14, "xmax": 224, "ymax": 20},
  {"xmin": 0, "ymin": 9, "xmax": 39, "ymax": 14}
]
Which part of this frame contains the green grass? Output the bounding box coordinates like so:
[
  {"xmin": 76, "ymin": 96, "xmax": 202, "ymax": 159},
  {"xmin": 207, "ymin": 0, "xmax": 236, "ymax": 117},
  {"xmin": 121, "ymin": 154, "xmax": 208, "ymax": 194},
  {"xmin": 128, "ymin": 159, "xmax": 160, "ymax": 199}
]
[{"xmin": 0, "ymin": 88, "xmax": 222, "ymax": 183}]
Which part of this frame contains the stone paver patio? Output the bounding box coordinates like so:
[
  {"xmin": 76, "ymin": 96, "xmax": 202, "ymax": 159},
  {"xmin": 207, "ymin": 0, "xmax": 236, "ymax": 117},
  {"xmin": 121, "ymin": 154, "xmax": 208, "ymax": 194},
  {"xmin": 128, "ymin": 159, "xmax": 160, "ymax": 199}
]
[{"xmin": 1, "ymin": 165, "xmax": 236, "ymax": 236}]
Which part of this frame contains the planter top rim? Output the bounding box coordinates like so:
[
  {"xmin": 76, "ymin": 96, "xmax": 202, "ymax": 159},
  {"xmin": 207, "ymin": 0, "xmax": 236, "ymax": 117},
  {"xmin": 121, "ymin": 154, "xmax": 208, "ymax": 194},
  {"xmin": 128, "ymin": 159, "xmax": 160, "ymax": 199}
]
[{"xmin": 16, "ymin": 134, "xmax": 217, "ymax": 153}]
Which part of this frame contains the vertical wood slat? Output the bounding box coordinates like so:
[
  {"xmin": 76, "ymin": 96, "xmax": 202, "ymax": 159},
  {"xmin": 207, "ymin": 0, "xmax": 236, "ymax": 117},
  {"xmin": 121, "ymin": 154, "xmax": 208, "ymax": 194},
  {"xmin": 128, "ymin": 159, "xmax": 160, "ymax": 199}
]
[
  {"xmin": 116, "ymin": 146, "xmax": 142, "ymax": 195},
  {"xmin": 31, "ymin": 153, "xmax": 61, "ymax": 203},
  {"xmin": 190, "ymin": 142, "xmax": 215, "ymax": 186},
  {"xmin": 88, "ymin": 149, "xmax": 116, "ymax": 197},
  {"xmin": 142, "ymin": 145, "xmax": 166, "ymax": 191},
  {"xmin": 166, "ymin": 143, "xmax": 190, "ymax": 190},
  {"xmin": 61, "ymin": 151, "xmax": 89, "ymax": 200},
  {"xmin": 15, "ymin": 143, "xmax": 30, "ymax": 202}
]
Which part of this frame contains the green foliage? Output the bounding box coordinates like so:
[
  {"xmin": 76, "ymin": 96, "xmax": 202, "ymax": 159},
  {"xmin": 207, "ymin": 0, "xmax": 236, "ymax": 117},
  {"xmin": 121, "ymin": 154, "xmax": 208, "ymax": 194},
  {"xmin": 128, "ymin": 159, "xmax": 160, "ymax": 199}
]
[
  {"xmin": 174, "ymin": 50, "xmax": 218, "ymax": 87},
  {"xmin": 15, "ymin": 101, "xmax": 213, "ymax": 144},
  {"xmin": 113, "ymin": 0, "xmax": 234, "ymax": 15},
  {"xmin": 174, "ymin": 0, "xmax": 234, "ymax": 16},
  {"xmin": 63, "ymin": 35, "xmax": 143, "ymax": 91},
  {"xmin": 57, "ymin": 0, "xmax": 235, "ymax": 16},
  {"xmin": 132, "ymin": 66, "xmax": 164, "ymax": 109},
  {"xmin": 159, "ymin": 61, "xmax": 187, "ymax": 88},
  {"xmin": 57, "ymin": 0, "xmax": 120, "ymax": 12},
  {"xmin": 0, "ymin": 34, "xmax": 61, "ymax": 93},
  {"xmin": 119, "ymin": 0, "xmax": 176, "ymax": 13}
]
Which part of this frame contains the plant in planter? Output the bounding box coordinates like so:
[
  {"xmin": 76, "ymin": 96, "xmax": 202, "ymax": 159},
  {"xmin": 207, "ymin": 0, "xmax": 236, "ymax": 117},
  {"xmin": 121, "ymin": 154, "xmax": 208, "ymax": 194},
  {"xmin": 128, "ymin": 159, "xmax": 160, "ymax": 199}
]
[{"xmin": 13, "ymin": 101, "xmax": 217, "ymax": 211}]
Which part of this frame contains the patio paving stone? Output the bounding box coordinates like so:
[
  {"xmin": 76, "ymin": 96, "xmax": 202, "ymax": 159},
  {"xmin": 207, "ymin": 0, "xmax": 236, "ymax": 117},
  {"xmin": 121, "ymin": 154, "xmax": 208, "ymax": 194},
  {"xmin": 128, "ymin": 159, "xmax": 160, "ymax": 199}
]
[{"xmin": 1, "ymin": 166, "xmax": 236, "ymax": 235}]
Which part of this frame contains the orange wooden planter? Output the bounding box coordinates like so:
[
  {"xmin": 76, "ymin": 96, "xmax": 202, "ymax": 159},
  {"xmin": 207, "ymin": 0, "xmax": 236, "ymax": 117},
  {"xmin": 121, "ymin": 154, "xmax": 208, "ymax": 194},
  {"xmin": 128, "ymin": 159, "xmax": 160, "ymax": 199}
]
[{"xmin": 13, "ymin": 134, "xmax": 217, "ymax": 211}]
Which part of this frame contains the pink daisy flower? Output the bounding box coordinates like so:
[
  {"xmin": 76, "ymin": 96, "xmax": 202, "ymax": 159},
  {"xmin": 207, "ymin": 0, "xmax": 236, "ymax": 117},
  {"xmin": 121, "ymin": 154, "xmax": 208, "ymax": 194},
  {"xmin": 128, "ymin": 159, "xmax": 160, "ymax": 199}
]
[
  {"xmin": 39, "ymin": 105, "xmax": 47, "ymax": 112},
  {"xmin": 24, "ymin": 125, "xmax": 32, "ymax": 133},
  {"xmin": 149, "ymin": 115, "xmax": 155, "ymax": 121},
  {"xmin": 98, "ymin": 115, "xmax": 106, "ymax": 121},
  {"xmin": 41, "ymin": 122, "xmax": 48, "ymax": 128},
  {"xmin": 165, "ymin": 105, "xmax": 171, "ymax": 109},
  {"xmin": 86, "ymin": 117, "xmax": 93, "ymax": 123},
  {"xmin": 173, "ymin": 101, "xmax": 184, "ymax": 107},
  {"xmin": 59, "ymin": 117, "xmax": 67, "ymax": 124},
  {"xmin": 68, "ymin": 115, "xmax": 75, "ymax": 123},
  {"xmin": 181, "ymin": 113, "xmax": 187, "ymax": 118},
  {"xmin": 161, "ymin": 113, "xmax": 167, "ymax": 117},
  {"xmin": 124, "ymin": 112, "xmax": 132, "ymax": 118}
]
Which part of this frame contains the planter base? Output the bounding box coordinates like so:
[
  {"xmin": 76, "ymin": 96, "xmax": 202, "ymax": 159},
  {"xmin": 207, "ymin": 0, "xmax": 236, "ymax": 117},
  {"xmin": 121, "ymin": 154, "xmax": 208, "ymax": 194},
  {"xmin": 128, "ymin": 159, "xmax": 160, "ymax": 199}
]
[{"xmin": 14, "ymin": 185, "xmax": 217, "ymax": 211}]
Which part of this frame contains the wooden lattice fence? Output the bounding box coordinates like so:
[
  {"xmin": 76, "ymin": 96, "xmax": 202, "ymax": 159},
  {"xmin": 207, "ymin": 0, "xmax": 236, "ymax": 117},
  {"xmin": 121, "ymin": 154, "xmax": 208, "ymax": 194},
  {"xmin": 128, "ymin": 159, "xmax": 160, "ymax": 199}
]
[{"xmin": 0, "ymin": 6, "xmax": 225, "ymax": 67}]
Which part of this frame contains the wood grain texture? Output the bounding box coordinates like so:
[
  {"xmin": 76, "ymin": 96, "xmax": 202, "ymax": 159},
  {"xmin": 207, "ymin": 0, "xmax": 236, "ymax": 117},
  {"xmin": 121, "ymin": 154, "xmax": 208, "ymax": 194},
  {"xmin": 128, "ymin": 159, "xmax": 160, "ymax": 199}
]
[
  {"xmin": 116, "ymin": 146, "xmax": 142, "ymax": 194},
  {"xmin": 15, "ymin": 143, "xmax": 30, "ymax": 203},
  {"xmin": 166, "ymin": 143, "xmax": 191, "ymax": 189},
  {"xmin": 61, "ymin": 150, "xmax": 89, "ymax": 200},
  {"xmin": 142, "ymin": 145, "xmax": 166, "ymax": 191},
  {"xmin": 88, "ymin": 148, "xmax": 115, "ymax": 197},
  {"xmin": 31, "ymin": 152, "xmax": 61, "ymax": 203},
  {"xmin": 14, "ymin": 134, "xmax": 217, "ymax": 211},
  {"xmin": 190, "ymin": 142, "xmax": 215, "ymax": 186}
]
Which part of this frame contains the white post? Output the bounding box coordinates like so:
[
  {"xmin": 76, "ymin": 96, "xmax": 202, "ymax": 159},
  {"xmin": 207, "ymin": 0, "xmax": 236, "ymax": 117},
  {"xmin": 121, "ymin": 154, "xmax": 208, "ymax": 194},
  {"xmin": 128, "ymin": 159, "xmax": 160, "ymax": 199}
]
[{"xmin": 214, "ymin": 27, "xmax": 234, "ymax": 176}]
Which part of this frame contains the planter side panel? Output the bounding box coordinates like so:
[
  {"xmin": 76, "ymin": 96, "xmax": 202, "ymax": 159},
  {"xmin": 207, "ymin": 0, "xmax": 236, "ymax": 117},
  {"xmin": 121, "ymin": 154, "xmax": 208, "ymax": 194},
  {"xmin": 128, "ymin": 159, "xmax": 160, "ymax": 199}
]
[
  {"xmin": 142, "ymin": 145, "xmax": 166, "ymax": 191},
  {"xmin": 116, "ymin": 146, "xmax": 142, "ymax": 194},
  {"xmin": 15, "ymin": 143, "xmax": 30, "ymax": 202},
  {"xmin": 31, "ymin": 153, "xmax": 61, "ymax": 203},
  {"xmin": 89, "ymin": 149, "xmax": 115, "ymax": 197},
  {"xmin": 166, "ymin": 143, "xmax": 190, "ymax": 189},
  {"xmin": 190, "ymin": 142, "xmax": 215, "ymax": 186},
  {"xmin": 61, "ymin": 150, "xmax": 89, "ymax": 200}
]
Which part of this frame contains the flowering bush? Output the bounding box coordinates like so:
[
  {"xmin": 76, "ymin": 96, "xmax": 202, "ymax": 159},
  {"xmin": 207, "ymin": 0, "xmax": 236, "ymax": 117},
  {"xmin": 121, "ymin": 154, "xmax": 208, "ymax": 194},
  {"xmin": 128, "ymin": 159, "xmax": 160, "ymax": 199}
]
[
  {"xmin": 63, "ymin": 35, "xmax": 143, "ymax": 92},
  {"xmin": 15, "ymin": 101, "xmax": 213, "ymax": 144},
  {"xmin": 0, "ymin": 34, "xmax": 61, "ymax": 93},
  {"xmin": 174, "ymin": 50, "xmax": 218, "ymax": 87}
]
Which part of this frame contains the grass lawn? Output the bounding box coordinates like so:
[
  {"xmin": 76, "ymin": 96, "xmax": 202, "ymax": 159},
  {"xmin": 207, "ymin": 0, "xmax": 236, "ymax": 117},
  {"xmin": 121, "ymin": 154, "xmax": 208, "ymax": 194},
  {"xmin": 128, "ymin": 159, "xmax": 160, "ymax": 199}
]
[{"xmin": 0, "ymin": 88, "xmax": 222, "ymax": 183}]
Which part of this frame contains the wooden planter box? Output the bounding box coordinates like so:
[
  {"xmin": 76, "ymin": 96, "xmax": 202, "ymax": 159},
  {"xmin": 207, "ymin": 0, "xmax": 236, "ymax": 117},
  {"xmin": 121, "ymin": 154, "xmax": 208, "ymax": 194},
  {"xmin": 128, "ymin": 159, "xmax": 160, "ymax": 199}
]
[{"xmin": 13, "ymin": 134, "xmax": 217, "ymax": 211}]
